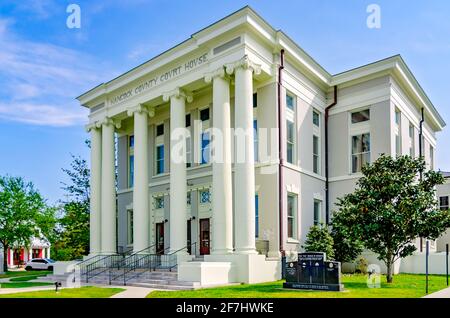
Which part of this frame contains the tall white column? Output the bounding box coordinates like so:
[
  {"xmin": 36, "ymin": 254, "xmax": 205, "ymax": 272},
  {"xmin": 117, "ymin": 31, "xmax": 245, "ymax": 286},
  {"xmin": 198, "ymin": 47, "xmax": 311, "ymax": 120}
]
[
  {"xmin": 163, "ymin": 88, "xmax": 192, "ymax": 254},
  {"xmin": 87, "ymin": 123, "xmax": 102, "ymax": 255},
  {"xmin": 226, "ymin": 56, "xmax": 261, "ymax": 254},
  {"xmin": 127, "ymin": 105, "xmax": 154, "ymax": 253},
  {"xmin": 100, "ymin": 117, "xmax": 119, "ymax": 255},
  {"xmin": 205, "ymin": 68, "xmax": 233, "ymax": 254}
]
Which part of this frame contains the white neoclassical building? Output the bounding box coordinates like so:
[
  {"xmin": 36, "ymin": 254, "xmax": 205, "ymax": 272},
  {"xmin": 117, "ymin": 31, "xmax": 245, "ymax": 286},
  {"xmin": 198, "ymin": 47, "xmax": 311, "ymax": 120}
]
[{"xmin": 77, "ymin": 7, "xmax": 446, "ymax": 285}]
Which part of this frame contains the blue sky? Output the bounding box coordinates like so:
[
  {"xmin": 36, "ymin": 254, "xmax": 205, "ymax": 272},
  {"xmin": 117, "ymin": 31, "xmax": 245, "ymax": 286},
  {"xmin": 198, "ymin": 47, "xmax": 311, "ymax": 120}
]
[{"xmin": 0, "ymin": 0, "xmax": 449, "ymax": 204}]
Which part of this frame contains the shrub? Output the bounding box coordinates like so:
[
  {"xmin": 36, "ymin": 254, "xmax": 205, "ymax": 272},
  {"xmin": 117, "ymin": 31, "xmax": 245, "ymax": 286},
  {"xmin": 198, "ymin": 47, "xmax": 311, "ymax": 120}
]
[{"xmin": 302, "ymin": 224, "xmax": 334, "ymax": 260}]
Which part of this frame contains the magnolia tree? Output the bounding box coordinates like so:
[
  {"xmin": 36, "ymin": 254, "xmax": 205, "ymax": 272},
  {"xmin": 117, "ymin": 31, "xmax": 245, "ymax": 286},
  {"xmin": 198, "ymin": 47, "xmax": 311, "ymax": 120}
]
[{"xmin": 332, "ymin": 155, "xmax": 450, "ymax": 283}]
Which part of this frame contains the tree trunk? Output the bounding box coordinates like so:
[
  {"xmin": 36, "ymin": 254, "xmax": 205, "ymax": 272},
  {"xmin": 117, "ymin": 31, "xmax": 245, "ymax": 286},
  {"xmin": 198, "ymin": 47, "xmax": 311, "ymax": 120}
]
[
  {"xmin": 3, "ymin": 246, "xmax": 8, "ymax": 273},
  {"xmin": 386, "ymin": 259, "xmax": 393, "ymax": 283}
]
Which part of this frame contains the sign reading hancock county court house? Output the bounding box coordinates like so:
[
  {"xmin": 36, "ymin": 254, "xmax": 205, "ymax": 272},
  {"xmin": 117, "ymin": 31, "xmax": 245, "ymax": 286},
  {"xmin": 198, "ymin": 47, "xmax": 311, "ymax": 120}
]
[
  {"xmin": 109, "ymin": 53, "xmax": 209, "ymax": 106},
  {"xmin": 283, "ymin": 252, "xmax": 344, "ymax": 292}
]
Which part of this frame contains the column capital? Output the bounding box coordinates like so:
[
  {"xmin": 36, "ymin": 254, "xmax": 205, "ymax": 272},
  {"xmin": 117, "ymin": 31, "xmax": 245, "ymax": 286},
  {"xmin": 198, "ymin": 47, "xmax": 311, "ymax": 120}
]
[
  {"xmin": 162, "ymin": 87, "xmax": 193, "ymax": 103},
  {"xmin": 225, "ymin": 55, "xmax": 262, "ymax": 76},
  {"xmin": 85, "ymin": 121, "xmax": 100, "ymax": 132},
  {"xmin": 126, "ymin": 104, "xmax": 155, "ymax": 117},
  {"xmin": 99, "ymin": 116, "xmax": 121, "ymax": 129},
  {"xmin": 204, "ymin": 67, "xmax": 228, "ymax": 83}
]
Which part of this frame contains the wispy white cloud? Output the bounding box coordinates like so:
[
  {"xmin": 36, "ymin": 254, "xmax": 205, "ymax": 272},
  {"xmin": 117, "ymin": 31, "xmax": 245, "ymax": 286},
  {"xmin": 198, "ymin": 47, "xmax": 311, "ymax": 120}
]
[{"xmin": 0, "ymin": 18, "xmax": 114, "ymax": 127}]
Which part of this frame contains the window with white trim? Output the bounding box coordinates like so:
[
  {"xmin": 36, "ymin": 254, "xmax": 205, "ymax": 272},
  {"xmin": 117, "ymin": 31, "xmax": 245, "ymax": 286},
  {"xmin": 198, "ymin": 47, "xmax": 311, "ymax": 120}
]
[
  {"xmin": 440, "ymin": 196, "xmax": 449, "ymax": 210},
  {"xmin": 409, "ymin": 124, "xmax": 415, "ymax": 157},
  {"xmin": 350, "ymin": 109, "xmax": 370, "ymax": 173},
  {"xmin": 395, "ymin": 109, "xmax": 401, "ymax": 156},
  {"xmin": 287, "ymin": 193, "xmax": 298, "ymax": 239},
  {"xmin": 186, "ymin": 114, "xmax": 192, "ymax": 168},
  {"xmin": 127, "ymin": 210, "xmax": 133, "ymax": 245},
  {"xmin": 128, "ymin": 135, "xmax": 134, "ymax": 188},
  {"xmin": 155, "ymin": 123, "xmax": 165, "ymax": 175},
  {"xmin": 199, "ymin": 108, "xmax": 210, "ymax": 165},
  {"xmin": 314, "ymin": 200, "xmax": 321, "ymax": 226},
  {"xmin": 351, "ymin": 133, "xmax": 371, "ymax": 173},
  {"xmin": 286, "ymin": 92, "xmax": 296, "ymax": 165}
]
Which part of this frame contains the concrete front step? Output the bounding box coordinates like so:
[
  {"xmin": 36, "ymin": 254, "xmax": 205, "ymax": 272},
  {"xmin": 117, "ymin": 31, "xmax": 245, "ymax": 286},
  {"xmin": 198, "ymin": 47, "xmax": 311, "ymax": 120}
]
[{"xmin": 128, "ymin": 282, "xmax": 196, "ymax": 290}]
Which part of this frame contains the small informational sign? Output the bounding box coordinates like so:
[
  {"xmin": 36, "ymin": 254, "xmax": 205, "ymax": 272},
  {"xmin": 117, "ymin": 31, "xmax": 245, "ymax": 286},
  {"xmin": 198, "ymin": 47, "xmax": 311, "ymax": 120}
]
[{"xmin": 283, "ymin": 252, "xmax": 343, "ymax": 291}]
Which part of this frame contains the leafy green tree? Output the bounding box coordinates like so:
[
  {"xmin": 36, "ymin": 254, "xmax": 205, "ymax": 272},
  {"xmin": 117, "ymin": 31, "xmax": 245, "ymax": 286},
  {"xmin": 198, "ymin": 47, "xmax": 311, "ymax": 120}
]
[
  {"xmin": 0, "ymin": 176, "xmax": 53, "ymax": 272},
  {"xmin": 52, "ymin": 149, "xmax": 90, "ymax": 261},
  {"xmin": 302, "ymin": 224, "xmax": 335, "ymax": 260},
  {"xmin": 334, "ymin": 155, "xmax": 450, "ymax": 283},
  {"xmin": 331, "ymin": 207, "xmax": 364, "ymax": 263}
]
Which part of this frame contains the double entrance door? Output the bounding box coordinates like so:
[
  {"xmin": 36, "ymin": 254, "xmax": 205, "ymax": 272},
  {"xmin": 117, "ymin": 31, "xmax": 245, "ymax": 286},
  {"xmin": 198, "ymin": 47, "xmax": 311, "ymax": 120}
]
[{"xmin": 154, "ymin": 218, "xmax": 210, "ymax": 255}]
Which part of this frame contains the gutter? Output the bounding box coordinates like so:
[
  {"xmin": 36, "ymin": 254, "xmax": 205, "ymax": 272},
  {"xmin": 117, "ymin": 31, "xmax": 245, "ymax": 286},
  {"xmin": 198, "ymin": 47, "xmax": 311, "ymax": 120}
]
[
  {"xmin": 278, "ymin": 49, "xmax": 285, "ymax": 256},
  {"xmin": 325, "ymin": 86, "xmax": 338, "ymax": 225},
  {"xmin": 419, "ymin": 107, "xmax": 425, "ymax": 180}
]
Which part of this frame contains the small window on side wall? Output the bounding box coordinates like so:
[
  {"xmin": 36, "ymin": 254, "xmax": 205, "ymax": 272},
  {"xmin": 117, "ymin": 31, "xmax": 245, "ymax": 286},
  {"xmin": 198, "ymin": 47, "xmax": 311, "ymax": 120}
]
[{"xmin": 351, "ymin": 109, "xmax": 370, "ymax": 124}]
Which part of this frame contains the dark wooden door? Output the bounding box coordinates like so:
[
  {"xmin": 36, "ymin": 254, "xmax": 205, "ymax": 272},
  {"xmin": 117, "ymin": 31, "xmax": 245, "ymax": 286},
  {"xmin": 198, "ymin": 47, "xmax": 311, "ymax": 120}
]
[
  {"xmin": 187, "ymin": 220, "xmax": 192, "ymax": 254},
  {"xmin": 156, "ymin": 222, "xmax": 164, "ymax": 254},
  {"xmin": 199, "ymin": 218, "xmax": 210, "ymax": 255}
]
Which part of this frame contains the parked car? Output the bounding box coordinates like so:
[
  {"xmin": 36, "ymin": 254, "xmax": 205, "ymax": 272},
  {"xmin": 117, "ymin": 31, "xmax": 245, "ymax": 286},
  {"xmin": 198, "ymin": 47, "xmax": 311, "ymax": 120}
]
[{"xmin": 24, "ymin": 258, "xmax": 55, "ymax": 271}]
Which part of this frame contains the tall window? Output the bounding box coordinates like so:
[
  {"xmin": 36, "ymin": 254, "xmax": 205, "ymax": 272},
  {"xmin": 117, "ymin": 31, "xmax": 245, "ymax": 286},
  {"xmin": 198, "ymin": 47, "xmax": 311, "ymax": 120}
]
[
  {"xmin": 313, "ymin": 135, "xmax": 320, "ymax": 174},
  {"xmin": 155, "ymin": 123, "xmax": 165, "ymax": 175},
  {"xmin": 286, "ymin": 120, "xmax": 295, "ymax": 164},
  {"xmin": 253, "ymin": 119, "xmax": 258, "ymax": 162},
  {"xmin": 409, "ymin": 124, "xmax": 415, "ymax": 157},
  {"xmin": 186, "ymin": 114, "xmax": 192, "ymax": 168},
  {"xmin": 287, "ymin": 194, "xmax": 297, "ymax": 239},
  {"xmin": 352, "ymin": 133, "xmax": 371, "ymax": 173},
  {"xmin": 200, "ymin": 108, "xmax": 210, "ymax": 165},
  {"xmin": 255, "ymin": 194, "xmax": 259, "ymax": 238},
  {"xmin": 314, "ymin": 200, "xmax": 321, "ymax": 226},
  {"xmin": 201, "ymin": 132, "xmax": 210, "ymax": 164},
  {"xmin": 285, "ymin": 92, "xmax": 296, "ymax": 165},
  {"xmin": 440, "ymin": 196, "xmax": 449, "ymax": 210},
  {"xmin": 313, "ymin": 110, "xmax": 320, "ymax": 127},
  {"xmin": 128, "ymin": 135, "xmax": 134, "ymax": 188},
  {"xmin": 156, "ymin": 145, "xmax": 164, "ymax": 174},
  {"xmin": 127, "ymin": 210, "xmax": 133, "ymax": 245},
  {"xmin": 430, "ymin": 145, "xmax": 434, "ymax": 170},
  {"xmin": 286, "ymin": 93, "xmax": 295, "ymax": 111},
  {"xmin": 395, "ymin": 109, "xmax": 401, "ymax": 156}
]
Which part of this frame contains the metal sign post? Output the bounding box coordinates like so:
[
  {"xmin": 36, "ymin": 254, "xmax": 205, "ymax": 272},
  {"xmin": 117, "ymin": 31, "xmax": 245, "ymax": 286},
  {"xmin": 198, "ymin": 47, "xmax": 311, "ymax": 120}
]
[
  {"xmin": 446, "ymin": 244, "xmax": 449, "ymax": 287},
  {"xmin": 426, "ymin": 240, "xmax": 429, "ymax": 294}
]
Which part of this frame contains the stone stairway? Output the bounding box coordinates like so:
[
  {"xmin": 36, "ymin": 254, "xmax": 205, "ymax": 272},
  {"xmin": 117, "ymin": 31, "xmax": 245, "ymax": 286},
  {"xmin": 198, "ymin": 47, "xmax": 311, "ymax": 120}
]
[{"xmin": 37, "ymin": 268, "xmax": 200, "ymax": 290}]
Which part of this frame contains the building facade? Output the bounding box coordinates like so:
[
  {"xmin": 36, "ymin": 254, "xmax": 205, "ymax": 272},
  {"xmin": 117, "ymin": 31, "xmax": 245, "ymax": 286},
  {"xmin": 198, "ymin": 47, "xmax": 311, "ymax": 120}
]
[
  {"xmin": 77, "ymin": 7, "xmax": 445, "ymax": 284},
  {"xmin": 6, "ymin": 238, "xmax": 51, "ymax": 268}
]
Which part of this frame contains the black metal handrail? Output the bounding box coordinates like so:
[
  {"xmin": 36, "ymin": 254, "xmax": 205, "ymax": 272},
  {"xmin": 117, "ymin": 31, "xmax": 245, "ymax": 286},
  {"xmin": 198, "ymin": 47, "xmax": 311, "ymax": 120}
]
[
  {"xmin": 109, "ymin": 242, "xmax": 197, "ymax": 286},
  {"xmin": 85, "ymin": 254, "xmax": 125, "ymax": 283}
]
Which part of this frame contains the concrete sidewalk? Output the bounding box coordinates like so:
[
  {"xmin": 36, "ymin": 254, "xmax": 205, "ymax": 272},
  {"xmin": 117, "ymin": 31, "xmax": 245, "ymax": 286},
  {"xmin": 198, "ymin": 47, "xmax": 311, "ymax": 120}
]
[
  {"xmin": 108, "ymin": 286, "xmax": 157, "ymax": 298},
  {"xmin": 0, "ymin": 286, "xmax": 55, "ymax": 295},
  {"xmin": 423, "ymin": 286, "xmax": 450, "ymax": 298}
]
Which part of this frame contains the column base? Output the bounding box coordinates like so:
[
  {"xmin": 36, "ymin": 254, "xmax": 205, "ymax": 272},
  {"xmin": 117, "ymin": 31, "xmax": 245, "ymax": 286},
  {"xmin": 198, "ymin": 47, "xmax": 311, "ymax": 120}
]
[
  {"xmin": 234, "ymin": 247, "xmax": 258, "ymax": 255},
  {"xmin": 211, "ymin": 248, "xmax": 233, "ymax": 255}
]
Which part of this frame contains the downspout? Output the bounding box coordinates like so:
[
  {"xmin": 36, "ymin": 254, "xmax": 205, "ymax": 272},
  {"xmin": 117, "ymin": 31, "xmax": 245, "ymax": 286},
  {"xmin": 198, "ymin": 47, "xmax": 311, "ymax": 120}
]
[
  {"xmin": 325, "ymin": 86, "xmax": 338, "ymax": 225},
  {"xmin": 277, "ymin": 49, "xmax": 285, "ymax": 256},
  {"xmin": 419, "ymin": 107, "xmax": 425, "ymax": 180},
  {"xmin": 419, "ymin": 107, "xmax": 425, "ymax": 252}
]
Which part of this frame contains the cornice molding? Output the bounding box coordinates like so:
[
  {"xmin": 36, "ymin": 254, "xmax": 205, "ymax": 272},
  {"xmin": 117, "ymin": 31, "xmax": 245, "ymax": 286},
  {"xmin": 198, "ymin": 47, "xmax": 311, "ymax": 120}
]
[{"xmin": 162, "ymin": 87, "xmax": 193, "ymax": 103}]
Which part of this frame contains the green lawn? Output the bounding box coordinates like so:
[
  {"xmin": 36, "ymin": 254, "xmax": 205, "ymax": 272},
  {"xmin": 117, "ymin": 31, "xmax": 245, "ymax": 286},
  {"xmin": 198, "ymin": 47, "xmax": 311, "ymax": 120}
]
[
  {"xmin": 0, "ymin": 282, "xmax": 53, "ymax": 289},
  {"xmin": 0, "ymin": 286, "xmax": 124, "ymax": 298},
  {"xmin": 0, "ymin": 271, "xmax": 52, "ymax": 279},
  {"xmin": 147, "ymin": 274, "xmax": 449, "ymax": 298}
]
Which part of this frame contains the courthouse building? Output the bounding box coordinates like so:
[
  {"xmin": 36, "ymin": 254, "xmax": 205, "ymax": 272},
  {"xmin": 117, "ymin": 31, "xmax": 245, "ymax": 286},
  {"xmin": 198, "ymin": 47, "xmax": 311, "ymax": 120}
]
[{"xmin": 77, "ymin": 7, "xmax": 445, "ymax": 285}]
